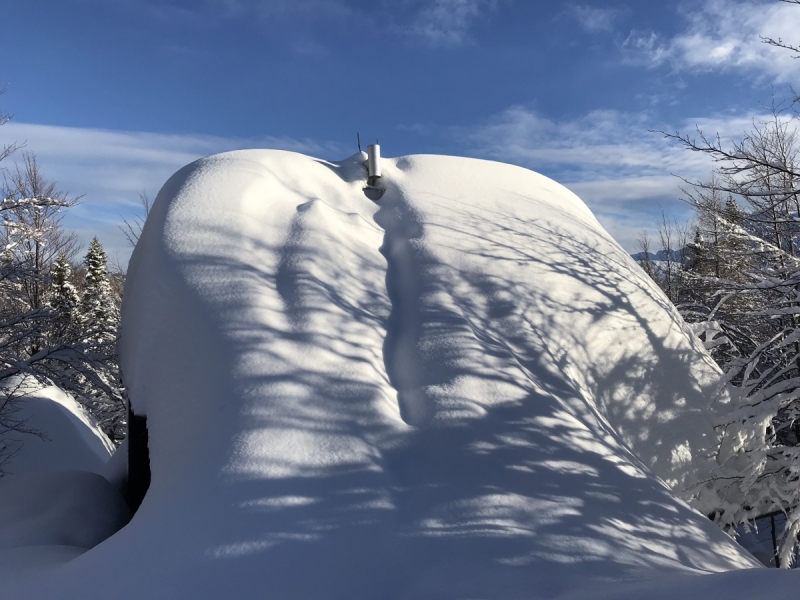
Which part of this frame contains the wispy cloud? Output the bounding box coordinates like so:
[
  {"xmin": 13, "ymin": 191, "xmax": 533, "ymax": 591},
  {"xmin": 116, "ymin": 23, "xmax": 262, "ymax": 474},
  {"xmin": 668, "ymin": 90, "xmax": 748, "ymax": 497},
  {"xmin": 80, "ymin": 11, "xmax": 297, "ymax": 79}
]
[
  {"xmin": 464, "ymin": 106, "xmax": 710, "ymax": 179},
  {"xmin": 461, "ymin": 105, "xmax": 790, "ymax": 251},
  {"xmin": 566, "ymin": 4, "xmax": 624, "ymax": 34},
  {"xmin": 407, "ymin": 0, "xmax": 496, "ymax": 47},
  {"xmin": 2, "ymin": 106, "xmax": 788, "ymax": 264},
  {"xmin": 0, "ymin": 122, "xmax": 342, "ymax": 265},
  {"xmin": 623, "ymin": 0, "xmax": 800, "ymax": 81}
]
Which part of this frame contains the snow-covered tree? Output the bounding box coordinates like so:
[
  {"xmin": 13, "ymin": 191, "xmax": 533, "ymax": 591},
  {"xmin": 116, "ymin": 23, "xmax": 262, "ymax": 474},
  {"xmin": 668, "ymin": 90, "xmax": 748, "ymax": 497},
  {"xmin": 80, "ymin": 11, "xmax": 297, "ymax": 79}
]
[
  {"xmin": 80, "ymin": 237, "xmax": 118, "ymax": 345},
  {"xmin": 659, "ymin": 104, "xmax": 800, "ymax": 567},
  {"xmin": 0, "ymin": 105, "xmax": 127, "ymax": 463},
  {"xmin": 0, "ymin": 157, "xmax": 125, "ymax": 452},
  {"xmin": 0, "ymin": 145, "xmax": 83, "ymax": 464},
  {"xmin": 47, "ymin": 252, "xmax": 80, "ymax": 343},
  {"xmin": 1, "ymin": 152, "xmax": 81, "ymax": 316}
]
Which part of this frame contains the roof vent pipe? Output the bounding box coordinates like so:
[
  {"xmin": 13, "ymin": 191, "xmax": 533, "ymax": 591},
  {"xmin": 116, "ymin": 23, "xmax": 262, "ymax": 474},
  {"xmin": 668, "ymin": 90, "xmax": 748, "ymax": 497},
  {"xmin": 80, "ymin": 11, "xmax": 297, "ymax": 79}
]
[{"xmin": 367, "ymin": 143, "xmax": 381, "ymax": 187}]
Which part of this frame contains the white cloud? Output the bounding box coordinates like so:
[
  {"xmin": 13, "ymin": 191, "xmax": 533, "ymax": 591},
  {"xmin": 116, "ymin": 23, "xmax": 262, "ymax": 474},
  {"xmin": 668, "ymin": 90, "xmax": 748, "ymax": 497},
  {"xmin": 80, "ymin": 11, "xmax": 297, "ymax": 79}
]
[
  {"xmin": 465, "ymin": 106, "xmax": 712, "ymax": 179},
  {"xmin": 623, "ymin": 0, "xmax": 800, "ymax": 81},
  {"xmin": 462, "ymin": 105, "xmax": 790, "ymax": 251},
  {"xmin": 567, "ymin": 5, "xmax": 624, "ymax": 34},
  {"xmin": 0, "ymin": 122, "xmax": 342, "ymax": 267},
  {"xmin": 408, "ymin": 0, "xmax": 495, "ymax": 47},
  {"xmin": 2, "ymin": 106, "xmax": 790, "ymax": 266}
]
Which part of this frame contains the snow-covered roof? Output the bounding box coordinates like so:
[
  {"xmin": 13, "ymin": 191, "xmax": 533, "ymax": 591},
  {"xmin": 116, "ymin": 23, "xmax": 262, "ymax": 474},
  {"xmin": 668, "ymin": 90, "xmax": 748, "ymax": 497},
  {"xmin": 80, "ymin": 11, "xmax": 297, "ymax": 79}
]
[{"xmin": 6, "ymin": 150, "xmax": 780, "ymax": 598}]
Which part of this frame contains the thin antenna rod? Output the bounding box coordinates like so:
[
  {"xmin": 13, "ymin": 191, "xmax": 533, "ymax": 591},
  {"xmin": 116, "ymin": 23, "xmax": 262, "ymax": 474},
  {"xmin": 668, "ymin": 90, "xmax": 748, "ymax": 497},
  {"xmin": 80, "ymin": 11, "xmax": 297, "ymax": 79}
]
[{"xmin": 357, "ymin": 132, "xmax": 362, "ymax": 153}]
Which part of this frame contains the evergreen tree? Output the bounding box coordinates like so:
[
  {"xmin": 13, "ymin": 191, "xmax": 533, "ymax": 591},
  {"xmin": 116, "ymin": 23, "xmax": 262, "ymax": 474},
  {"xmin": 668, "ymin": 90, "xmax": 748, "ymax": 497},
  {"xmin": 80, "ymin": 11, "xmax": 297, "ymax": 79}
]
[
  {"xmin": 47, "ymin": 252, "xmax": 80, "ymax": 343},
  {"xmin": 80, "ymin": 237, "xmax": 118, "ymax": 344},
  {"xmin": 687, "ymin": 228, "xmax": 708, "ymax": 275}
]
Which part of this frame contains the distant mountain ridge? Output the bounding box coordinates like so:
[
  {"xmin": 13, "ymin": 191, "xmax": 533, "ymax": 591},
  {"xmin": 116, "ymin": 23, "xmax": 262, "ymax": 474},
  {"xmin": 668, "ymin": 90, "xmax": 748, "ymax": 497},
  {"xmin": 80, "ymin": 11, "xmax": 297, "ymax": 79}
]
[{"xmin": 630, "ymin": 248, "xmax": 686, "ymax": 262}]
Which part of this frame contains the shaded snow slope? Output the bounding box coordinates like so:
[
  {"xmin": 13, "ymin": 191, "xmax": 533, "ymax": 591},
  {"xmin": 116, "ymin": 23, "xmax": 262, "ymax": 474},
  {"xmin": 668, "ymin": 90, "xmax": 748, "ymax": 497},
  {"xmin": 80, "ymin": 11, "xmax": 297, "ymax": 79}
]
[
  {"xmin": 5, "ymin": 150, "xmax": 771, "ymax": 598},
  {"xmin": 0, "ymin": 384, "xmax": 125, "ymax": 579},
  {"xmin": 1, "ymin": 384, "xmax": 114, "ymax": 475},
  {"xmin": 0, "ymin": 470, "xmax": 130, "ymax": 577}
]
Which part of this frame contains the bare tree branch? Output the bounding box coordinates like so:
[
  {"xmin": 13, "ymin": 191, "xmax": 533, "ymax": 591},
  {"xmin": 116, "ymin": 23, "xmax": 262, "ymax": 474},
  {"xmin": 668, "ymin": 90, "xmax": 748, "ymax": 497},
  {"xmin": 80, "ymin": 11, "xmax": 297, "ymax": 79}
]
[{"xmin": 118, "ymin": 190, "xmax": 151, "ymax": 248}]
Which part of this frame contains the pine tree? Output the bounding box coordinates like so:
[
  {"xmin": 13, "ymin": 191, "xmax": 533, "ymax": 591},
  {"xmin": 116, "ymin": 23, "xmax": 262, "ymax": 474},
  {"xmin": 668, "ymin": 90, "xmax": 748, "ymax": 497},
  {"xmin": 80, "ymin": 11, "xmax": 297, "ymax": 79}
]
[
  {"xmin": 47, "ymin": 253, "xmax": 80, "ymax": 343},
  {"xmin": 687, "ymin": 228, "xmax": 708, "ymax": 275},
  {"xmin": 66, "ymin": 237, "xmax": 125, "ymax": 443},
  {"xmin": 80, "ymin": 237, "xmax": 118, "ymax": 344}
]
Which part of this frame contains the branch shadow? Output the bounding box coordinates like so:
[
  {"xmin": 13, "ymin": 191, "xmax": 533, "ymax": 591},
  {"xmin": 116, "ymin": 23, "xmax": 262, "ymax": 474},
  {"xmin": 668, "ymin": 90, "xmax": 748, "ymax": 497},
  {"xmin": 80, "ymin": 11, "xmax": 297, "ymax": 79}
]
[{"xmin": 54, "ymin": 151, "xmax": 762, "ymax": 599}]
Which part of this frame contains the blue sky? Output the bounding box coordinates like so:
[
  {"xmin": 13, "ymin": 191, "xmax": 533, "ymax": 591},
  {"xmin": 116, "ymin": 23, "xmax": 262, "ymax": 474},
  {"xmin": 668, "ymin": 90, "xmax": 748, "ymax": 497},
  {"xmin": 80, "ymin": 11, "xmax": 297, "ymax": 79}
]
[{"xmin": 3, "ymin": 0, "xmax": 800, "ymax": 265}]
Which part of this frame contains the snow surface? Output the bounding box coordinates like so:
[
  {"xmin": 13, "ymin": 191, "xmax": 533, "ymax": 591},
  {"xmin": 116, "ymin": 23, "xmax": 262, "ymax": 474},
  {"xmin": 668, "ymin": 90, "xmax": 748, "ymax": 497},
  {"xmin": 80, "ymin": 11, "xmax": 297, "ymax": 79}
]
[
  {"xmin": 7, "ymin": 149, "xmax": 800, "ymax": 598},
  {"xmin": 1, "ymin": 383, "xmax": 114, "ymax": 475},
  {"xmin": 0, "ymin": 469, "xmax": 130, "ymax": 576},
  {"xmin": 100, "ymin": 437, "xmax": 128, "ymax": 491},
  {"xmin": 0, "ymin": 383, "xmax": 126, "ymax": 578}
]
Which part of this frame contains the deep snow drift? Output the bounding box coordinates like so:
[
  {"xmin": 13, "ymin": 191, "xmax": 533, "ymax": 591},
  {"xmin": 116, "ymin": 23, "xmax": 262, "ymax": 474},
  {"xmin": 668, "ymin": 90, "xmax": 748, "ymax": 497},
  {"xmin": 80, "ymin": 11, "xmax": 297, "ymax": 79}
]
[
  {"xmin": 0, "ymin": 383, "xmax": 114, "ymax": 475},
  {"xmin": 0, "ymin": 383, "xmax": 128, "ymax": 580},
  {"xmin": 7, "ymin": 149, "xmax": 799, "ymax": 598}
]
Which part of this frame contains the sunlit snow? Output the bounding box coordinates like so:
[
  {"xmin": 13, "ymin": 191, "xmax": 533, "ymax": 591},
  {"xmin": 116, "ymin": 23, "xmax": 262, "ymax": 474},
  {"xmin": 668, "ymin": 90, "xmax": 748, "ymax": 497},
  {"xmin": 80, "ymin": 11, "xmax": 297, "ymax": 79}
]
[{"xmin": 5, "ymin": 149, "xmax": 798, "ymax": 599}]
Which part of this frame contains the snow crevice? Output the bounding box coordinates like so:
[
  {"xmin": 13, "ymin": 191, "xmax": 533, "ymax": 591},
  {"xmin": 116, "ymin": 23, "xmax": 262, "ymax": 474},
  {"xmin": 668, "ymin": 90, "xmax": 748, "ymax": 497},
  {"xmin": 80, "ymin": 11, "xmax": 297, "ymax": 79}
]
[
  {"xmin": 375, "ymin": 189, "xmax": 429, "ymax": 426},
  {"xmin": 275, "ymin": 201, "xmax": 312, "ymax": 329}
]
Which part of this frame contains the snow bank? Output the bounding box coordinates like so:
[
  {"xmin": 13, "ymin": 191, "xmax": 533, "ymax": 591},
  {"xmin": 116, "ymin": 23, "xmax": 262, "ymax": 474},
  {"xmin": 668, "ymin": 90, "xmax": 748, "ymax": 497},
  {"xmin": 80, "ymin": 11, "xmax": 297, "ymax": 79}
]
[
  {"xmin": 6, "ymin": 150, "xmax": 786, "ymax": 598},
  {"xmin": 0, "ymin": 384, "xmax": 126, "ymax": 579},
  {"xmin": 0, "ymin": 470, "xmax": 130, "ymax": 579},
  {"xmin": 0, "ymin": 470, "xmax": 129, "ymax": 551},
  {"xmin": 1, "ymin": 384, "xmax": 114, "ymax": 475}
]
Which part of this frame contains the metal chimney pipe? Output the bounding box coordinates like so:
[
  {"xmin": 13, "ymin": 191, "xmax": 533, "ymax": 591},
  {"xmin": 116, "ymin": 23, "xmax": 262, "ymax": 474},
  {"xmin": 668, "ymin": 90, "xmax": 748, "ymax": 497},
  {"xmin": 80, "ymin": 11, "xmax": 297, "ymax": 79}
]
[{"xmin": 367, "ymin": 143, "xmax": 381, "ymax": 186}]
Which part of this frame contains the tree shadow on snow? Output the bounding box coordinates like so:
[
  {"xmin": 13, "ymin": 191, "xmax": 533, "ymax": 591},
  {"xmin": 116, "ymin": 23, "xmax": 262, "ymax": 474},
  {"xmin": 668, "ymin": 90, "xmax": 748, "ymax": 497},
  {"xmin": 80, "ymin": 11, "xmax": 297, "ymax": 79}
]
[{"xmin": 82, "ymin": 158, "xmax": 759, "ymax": 600}]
